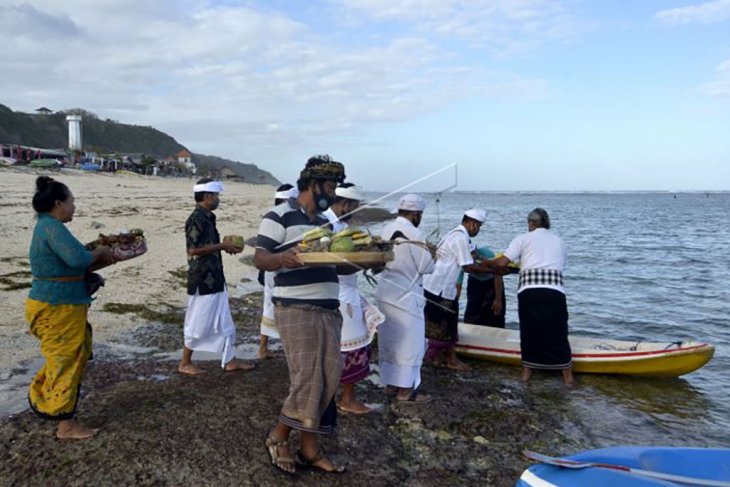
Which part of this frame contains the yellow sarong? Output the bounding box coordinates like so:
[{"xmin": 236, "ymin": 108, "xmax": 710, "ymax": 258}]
[{"xmin": 25, "ymin": 298, "xmax": 92, "ymax": 419}]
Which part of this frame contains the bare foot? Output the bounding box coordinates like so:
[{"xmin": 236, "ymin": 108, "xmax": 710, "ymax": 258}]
[
  {"xmin": 562, "ymin": 368, "xmax": 575, "ymax": 386},
  {"xmin": 337, "ymin": 400, "xmax": 373, "ymax": 415},
  {"xmin": 521, "ymin": 366, "xmax": 533, "ymax": 382},
  {"xmin": 224, "ymin": 358, "xmax": 256, "ymax": 372},
  {"xmin": 57, "ymin": 419, "xmax": 99, "ymax": 440},
  {"xmin": 258, "ymin": 347, "xmax": 274, "ymax": 360},
  {"xmin": 445, "ymin": 357, "xmax": 472, "ymax": 373},
  {"xmin": 178, "ymin": 363, "xmax": 206, "ymax": 375}
]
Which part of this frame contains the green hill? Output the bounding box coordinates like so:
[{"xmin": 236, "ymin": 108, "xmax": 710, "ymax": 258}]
[{"xmin": 0, "ymin": 104, "xmax": 279, "ymax": 185}]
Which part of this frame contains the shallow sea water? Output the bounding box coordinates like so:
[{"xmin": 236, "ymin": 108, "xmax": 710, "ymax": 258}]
[{"xmin": 365, "ymin": 191, "xmax": 730, "ymax": 447}]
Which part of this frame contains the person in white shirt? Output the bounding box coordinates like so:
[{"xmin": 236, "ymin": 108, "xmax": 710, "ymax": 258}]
[
  {"xmin": 376, "ymin": 194, "xmax": 436, "ymax": 403},
  {"xmin": 323, "ymin": 183, "xmax": 384, "ymax": 414},
  {"xmin": 258, "ymin": 184, "xmax": 298, "ymax": 360},
  {"xmin": 423, "ymin": 208, "xmax": 494, "ymax": 372},
  {"xmin": 486, "ymin": 208, "xmax": 574, "ymax": 385}
]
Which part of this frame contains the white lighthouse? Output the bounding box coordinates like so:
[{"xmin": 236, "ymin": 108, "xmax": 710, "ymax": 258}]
[{"xmin": 66, "ymin": 115, "xmax": 82, "ymax": 151}]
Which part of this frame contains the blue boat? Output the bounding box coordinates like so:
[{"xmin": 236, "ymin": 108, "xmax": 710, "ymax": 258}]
[{"xmin": 517, "ymin": 447, "xmax": 730, "ymax": 486}]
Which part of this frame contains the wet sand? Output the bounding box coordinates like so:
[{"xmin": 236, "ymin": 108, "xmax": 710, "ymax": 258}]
[{"xmin": 0, "ymin": 166, "xmax": 271, "ymax": 373}]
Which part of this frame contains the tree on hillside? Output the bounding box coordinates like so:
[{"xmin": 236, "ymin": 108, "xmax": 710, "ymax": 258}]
[{"xmin": 61, "ymin": 108, "xmax": 99, "ymax": 120}]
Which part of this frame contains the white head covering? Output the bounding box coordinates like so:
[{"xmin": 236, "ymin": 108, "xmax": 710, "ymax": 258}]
[
  {"xmin": 193, "ymin": 181, "xmax": 224, "ymax": 193},
  {"xmin": 464, "ymin": 208, "xmax": 486, "ymax": 223},
  {"xmin": 396, "ymin": 193, "xmax": 426, "ymax": 212},
  {"xmin": 335, "ymin": 185, "xmax": 366, "ymax": 201},
  {"xmin": 275, "ymin": 187, "xmax": 299, "ymax": 199}
]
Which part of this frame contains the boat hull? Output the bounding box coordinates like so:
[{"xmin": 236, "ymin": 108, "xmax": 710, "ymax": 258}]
[
  {"xmin": 455, "ymin": 323, "xmax": 714, "ymax": 377},
  {"xmin": 516, "ymin": 447, "xmax": 730, "ymax": 486}
]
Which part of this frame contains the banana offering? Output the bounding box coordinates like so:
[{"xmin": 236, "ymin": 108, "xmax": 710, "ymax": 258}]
[{"xmin": 298, "ymin": 226, "xmax": 390, "ymax": 252}]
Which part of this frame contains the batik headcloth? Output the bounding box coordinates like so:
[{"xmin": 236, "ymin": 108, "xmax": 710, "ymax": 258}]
[{"xmin": 299, "ymin": 154, "xmax": 346, "ymax": 183}]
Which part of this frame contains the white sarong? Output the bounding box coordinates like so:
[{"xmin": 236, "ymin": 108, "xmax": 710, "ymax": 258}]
[
  {"xmin": 376, "ymin": 301, "xmax": 427, "ymax": 390},
  {"xmin": 184, "ymin": 288, "xmax": 236, "ymax": 368},
  {"xmin": 375, "ymin": 216, "xmax": 434, "ymax": 390},
  {"xmin": 339, "ymin": 274, "xmax": 383, "ymax": 352},
  {"xmin": 260, "ymin": 271, "xmax": 279, "ymax": 339}
]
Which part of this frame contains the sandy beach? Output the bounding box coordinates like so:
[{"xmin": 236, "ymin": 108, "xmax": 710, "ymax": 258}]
[{"xmin": 0, "ymin": 167, "xmax": 273, "ymax": 372}]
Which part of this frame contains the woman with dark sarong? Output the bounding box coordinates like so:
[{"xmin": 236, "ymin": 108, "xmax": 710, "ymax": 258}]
[
  {"xmin": 26, "ymin": 176, "xmax": 113, "ymax": 439},
  {"xmin": 486, "ymin": 208, "xmax": 574, "ymax": 385}
]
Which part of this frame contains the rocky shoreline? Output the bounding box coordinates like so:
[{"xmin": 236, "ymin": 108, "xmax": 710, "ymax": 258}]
[{"xmin": 0, "ymin": 292, "xmax": 595, "ymax": 487}]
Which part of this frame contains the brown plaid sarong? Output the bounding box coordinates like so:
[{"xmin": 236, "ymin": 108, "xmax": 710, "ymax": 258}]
[{"xmin": 275, "ymin": 303, "xmax": 343, "ymax": 435}]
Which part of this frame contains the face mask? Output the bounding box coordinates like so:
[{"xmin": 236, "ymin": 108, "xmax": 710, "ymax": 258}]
[
  {"xmin": 210, "ymin": 198, "xmax": 220, "ymax": 211},
  {"xmin": 412, "ymin": 214, "xmax": 422, "ymax": 228},
  {"xmin": 313, "ymin": 183, "xmax": 335, "ymax": 211}
]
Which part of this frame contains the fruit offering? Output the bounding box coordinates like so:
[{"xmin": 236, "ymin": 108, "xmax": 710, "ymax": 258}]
[
  {"xmin": 226, "ymin": 235, "xmax": 245, "ymax": 251},
  {"xmin": 85, "ymin": 229, "xmax": 148, "ymax": 261},
  {"xmin": 298, "ymin": 226, "xmax": 393, "ymax": 252}
]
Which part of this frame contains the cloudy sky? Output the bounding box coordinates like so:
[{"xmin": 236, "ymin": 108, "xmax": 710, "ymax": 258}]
[{"xmin": 1, "ymin": 0, "xmax": 728, "ymax": 191}]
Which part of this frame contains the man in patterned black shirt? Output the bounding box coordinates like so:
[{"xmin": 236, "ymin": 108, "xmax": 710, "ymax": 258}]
[{"xmin": 179, "ymin": 178, "xmax": 254, "ymax": 375}]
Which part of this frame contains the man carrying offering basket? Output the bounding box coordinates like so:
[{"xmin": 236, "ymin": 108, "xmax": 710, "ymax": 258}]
[{"xmin": 255, "ymin": 155, "xmax": 358, "ymax": 474}]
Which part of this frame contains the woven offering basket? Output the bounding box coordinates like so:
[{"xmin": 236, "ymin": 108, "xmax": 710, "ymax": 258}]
[{"xmin": 85, "ymin": 229, "xmax": 148, "ymax": 261}]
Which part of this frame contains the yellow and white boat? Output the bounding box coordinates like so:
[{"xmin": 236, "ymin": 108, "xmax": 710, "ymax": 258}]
[{"xmin": 455, "ymin": 323, "xmax": 715, "ymax": 377}]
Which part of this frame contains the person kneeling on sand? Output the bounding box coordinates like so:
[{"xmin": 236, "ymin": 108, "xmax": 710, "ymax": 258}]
[{"xmin": 179, "ymin": 178, "xmax": 255, "ymax": 375}]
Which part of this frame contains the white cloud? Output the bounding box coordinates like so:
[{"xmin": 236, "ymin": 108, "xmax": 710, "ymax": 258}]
[
  {"xmin": 655, "ymin": 0, "xmax": 730, "ymax": 25},
  {"xmin": 329, "ymin": 0, "xmax": 583, "ymax": 55},
  {"xmin": 700, "ymin": 59, "xmax": 730, "ymax": 97},
  {"xmin": 0, "ymin": 0, "xmax": 547, "ymax": 164}
]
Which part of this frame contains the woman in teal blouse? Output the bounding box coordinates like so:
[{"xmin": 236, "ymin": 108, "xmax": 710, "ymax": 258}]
[{"xmin": 26, "ymin": 176, "xmax": 112, "ymax": 440}]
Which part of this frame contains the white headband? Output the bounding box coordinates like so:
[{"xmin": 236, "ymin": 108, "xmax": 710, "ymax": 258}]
[
  {"xmin": 275, "ymin": 188, "xmax": 299, "ymax": 199},
  {"xmin": 193, "ymin": 181, "xmax": 223, "ymax": 193}
]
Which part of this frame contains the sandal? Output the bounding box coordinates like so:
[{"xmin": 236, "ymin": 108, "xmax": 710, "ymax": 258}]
[
  {"xmin": 265, "ymin": 435, "xmax": 296, "ymax": 474},
  {"xmin": 295, "ymin": 451, "xmax": 346, "ymax": 473},
  {"xmin": 396, "ymin": 388, "xmax": 433, "ymax": 404}
]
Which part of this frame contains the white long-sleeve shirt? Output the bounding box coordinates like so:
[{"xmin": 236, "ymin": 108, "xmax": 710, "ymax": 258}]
[{"xmin": 376, "ymin": 217, "xmax": 435, "ymax": 311}]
